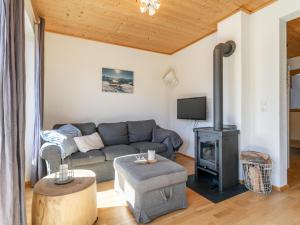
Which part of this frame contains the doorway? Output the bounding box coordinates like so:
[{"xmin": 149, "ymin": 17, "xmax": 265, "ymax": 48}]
[{"xmin": 287, "ymin": 18, "xmax": 300, "ymax": 187}]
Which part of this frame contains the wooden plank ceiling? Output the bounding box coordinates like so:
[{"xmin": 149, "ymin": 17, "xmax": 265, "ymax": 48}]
[
  {"xmin": 288, "ymin": 18, "xmax": 300, "ymax": 59},
  {"xmin": 32, "ymin": 0, "xmax": 275, "ymax": 54}
]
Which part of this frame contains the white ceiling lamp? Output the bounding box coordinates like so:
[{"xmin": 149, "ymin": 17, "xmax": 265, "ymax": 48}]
[{"xmin": 139, "ymin": 0, "xmax": 160, "ymax": 16}]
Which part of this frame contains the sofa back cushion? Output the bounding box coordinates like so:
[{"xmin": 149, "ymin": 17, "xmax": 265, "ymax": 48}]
[
  {"xmin": 53, "ymin": 123, "xmax": 96, "ymax": 136},
  {"xmin": 97, "ymin": 122, "xmax": 129, "ymax": 146},
  {"xmin": 127, "ymin": 120, "xmax": 156, "ymax": 143}
]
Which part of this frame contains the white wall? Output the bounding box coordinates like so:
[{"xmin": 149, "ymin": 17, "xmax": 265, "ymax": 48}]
[
  {"xmin": 248, "ymin": 0, "xmax": 300, "ymax": 186},
  {"xmin": 169, "ymin": 34, "xmax": 217, "ymax": 157},
  {"xmin": 44, "ymin": 32, "xmax": 170, "ymax": 129}
]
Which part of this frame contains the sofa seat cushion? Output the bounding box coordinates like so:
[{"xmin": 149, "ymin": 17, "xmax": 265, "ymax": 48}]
[
  {"xmin": 97, "ymin": 122, "xmax": 129, "ymax": 146},
  {"xmin": 127, "ymin": 120, "xmax": 156, "ymax": 143},
  {"xmin": 71, "ymin": 149, "xmax": 105, "ymax": 167},
  {"xmin": 130, "ymin": 142, "xmax": 167, "ymax": 154},
  {"xmin": 102, "ymin": 145, "xmax": 138, "ymax": 161}
]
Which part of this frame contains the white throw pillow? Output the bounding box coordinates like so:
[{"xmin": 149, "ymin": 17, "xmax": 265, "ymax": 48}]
[{"xmin": 73, "ymin": 132, "xmax": 104, "ymax": 153}]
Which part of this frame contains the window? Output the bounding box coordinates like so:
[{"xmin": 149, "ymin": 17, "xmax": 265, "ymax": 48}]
[{"xmin": 25, "ymin": 11, "xmax": 35, "ymax": 181}]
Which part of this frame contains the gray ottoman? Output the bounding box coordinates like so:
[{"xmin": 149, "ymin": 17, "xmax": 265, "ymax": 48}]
[{"xmin": 114, "ymin": 154, "xmax": 187, "ymax": 224}]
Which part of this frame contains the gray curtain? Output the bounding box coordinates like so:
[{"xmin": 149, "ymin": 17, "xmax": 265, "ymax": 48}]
[
  {"xmin": 0, "ymin": 0, "xmax": 26, "ymax": 225},
  {"xmin": 30, "ymin": 17, "xmax": 46, "ymax": 185}
]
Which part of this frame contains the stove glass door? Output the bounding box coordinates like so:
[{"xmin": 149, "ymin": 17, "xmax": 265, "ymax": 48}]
[{"xmin": 200, "ymin": 142, "xmax": 216, "ymax": 163}]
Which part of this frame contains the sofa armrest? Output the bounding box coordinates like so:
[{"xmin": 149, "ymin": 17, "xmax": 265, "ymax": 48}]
[
  {"xmin": 152, "ymin": 126, "xmax": 183, "ymax": 151},
  {"xmin": 161, "ymin": 137, "xmax": 175, "ymax": 160},
  {"xmin": 40, "ymin": 143, "xmax": 62, "ymax": 175}
]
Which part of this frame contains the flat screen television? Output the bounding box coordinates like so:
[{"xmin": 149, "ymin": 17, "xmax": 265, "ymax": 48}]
[{"xmin": 177, "ymin": 97, "xmax": 206, "ymax": 120}]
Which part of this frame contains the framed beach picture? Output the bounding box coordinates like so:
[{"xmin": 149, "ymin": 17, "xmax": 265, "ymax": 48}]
[{"xmin": 102, "ymin": 68, "xmax": 134, "ymax": 93}]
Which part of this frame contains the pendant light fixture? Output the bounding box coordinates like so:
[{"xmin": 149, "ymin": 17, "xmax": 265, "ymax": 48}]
[{"xmin": 139, "ymin": 0, "xmax": 160, "ymax": 16}]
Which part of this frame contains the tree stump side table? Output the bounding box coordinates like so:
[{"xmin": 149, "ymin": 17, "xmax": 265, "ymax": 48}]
[{"xmin": 32, "ymin": 169, "xmax": 98, "ymax": 225}]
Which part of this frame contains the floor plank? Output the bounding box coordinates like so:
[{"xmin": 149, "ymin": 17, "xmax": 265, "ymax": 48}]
[
  {"xmin": 288, "ymin": 148, "xmax": 300, "ymax": 187},
  {"xmin": 26, "ymin": 153, "xmax": 300, "ymax": 225}
]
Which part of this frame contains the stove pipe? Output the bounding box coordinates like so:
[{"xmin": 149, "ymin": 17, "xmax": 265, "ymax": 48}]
[{"xmin": 213, "ymin": 41, "xmax": 236, "ymax": 131}]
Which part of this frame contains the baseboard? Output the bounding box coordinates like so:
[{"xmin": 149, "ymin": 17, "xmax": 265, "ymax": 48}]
[
  {"xmin": 273, "ymin": 184, "xmax": 289, "ymax": 192},
  {"xmin": 239, "ymin": 179, "xmax": 289, "ymax": 192},
  {"xmin": 177, "ymin": 152, "xmax": 195, "ymax": 160}
]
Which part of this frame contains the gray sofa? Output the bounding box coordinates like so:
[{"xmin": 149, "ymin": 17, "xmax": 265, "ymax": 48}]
[{"xmin": 40, "ymin": 120, "xmax": 182, "ymax": 182}]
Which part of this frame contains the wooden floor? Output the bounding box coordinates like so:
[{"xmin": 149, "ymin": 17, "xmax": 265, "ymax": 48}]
[
  {"xmin": 288, "ymin": 148, "xmax": 300, "ymax": 188},
  {"xmin": 26, "ymin": 153, "xmax": 300, "ymax": 225}
]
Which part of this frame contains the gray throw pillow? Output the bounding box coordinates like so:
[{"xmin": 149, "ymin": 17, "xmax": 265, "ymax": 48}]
[{"xmin": 41, "ymin": 124, "xmax": 82, "ymax": 158}]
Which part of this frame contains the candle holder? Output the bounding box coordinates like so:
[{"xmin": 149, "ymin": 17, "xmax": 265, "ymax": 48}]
[{"xmin": 54, "ymin": 154, "xmax": 74, "ymax": 185}]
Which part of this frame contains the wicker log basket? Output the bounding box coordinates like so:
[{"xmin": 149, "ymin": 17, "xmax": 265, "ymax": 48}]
[{"xmin": 241, "ymin": 151, "xmax": 272, "ymax": 194}]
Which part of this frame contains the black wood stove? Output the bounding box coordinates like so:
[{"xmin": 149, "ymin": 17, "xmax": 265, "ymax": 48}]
[{"xmin": 193, "ymin": 41, "xmax": 239, "ymax": 192}]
